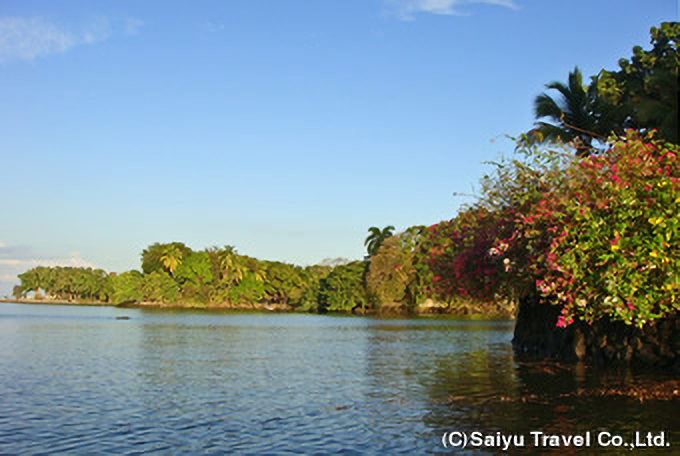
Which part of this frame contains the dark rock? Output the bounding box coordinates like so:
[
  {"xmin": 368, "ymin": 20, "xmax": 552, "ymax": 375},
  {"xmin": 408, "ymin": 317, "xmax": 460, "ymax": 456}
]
[
  {"xmin": 638, "ymin": 347, "xmax": 658, "ymax": 365},
  {"xmin": 513, "ymin": 294, "xmax": 678, "ymax": 368}
]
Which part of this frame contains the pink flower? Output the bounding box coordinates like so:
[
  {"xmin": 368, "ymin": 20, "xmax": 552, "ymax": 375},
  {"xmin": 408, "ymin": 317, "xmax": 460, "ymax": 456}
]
[{"xmin": 556, "ymin": 315, "xmax": 574, "ymax": 327}]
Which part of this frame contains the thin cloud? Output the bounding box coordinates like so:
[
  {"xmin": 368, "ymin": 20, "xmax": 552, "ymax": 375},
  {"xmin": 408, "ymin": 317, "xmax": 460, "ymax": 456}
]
[
  {"xmin": 203, "ymin": 21, "xmax": 226, "ymax": 34},
  {"xmin": 124, "ymin": 18, "xmax": 144, "ymax": 36},
  {"xmin": 0, "ymin": 17, "xmax": 76, "ymax": 61},
  {"xmin": 82, "ymin": 17, "xmax": 113, "ymax": 45},
  {"xmin": 0, "ymin": 255, "xmax": 94, "ymax": 268},
  {"xmin": 386, "ymin": 0, "xmax": 518, "ymax": 20},
  {"xmin": 0, "ymin": 243, "xmax": 96, "ymax": 296},
  {"xmin": 0, "ymin": 16, "xmax": 143, "ymax": 63}
]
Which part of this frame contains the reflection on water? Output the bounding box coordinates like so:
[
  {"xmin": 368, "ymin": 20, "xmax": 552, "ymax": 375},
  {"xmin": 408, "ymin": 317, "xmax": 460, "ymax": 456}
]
[{"xmin": 0, "ymin": 303, "xmax": 677, "ymax": 454}]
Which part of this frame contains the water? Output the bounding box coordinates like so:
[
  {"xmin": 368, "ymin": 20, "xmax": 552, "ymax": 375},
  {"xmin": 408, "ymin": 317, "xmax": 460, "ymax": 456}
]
[{"xmin": 0, "ymin": 303, "xmax": 677, "ymax": 454}]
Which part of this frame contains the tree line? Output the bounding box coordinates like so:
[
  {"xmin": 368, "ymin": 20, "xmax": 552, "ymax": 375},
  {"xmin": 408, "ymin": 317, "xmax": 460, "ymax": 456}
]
[{"xmin": 14, "ymin": 230, "xmax": 513, "ymax": 317}]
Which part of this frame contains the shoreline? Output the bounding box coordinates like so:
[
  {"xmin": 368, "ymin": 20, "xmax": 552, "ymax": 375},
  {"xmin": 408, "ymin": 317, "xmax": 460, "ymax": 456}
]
[
  {"xmin": 0, "ymin": 297, "xmax": 514, "ymax": 320},
  {"xmin": 0, "ymin": 297, "xmax": 112, "ymax": 307}
]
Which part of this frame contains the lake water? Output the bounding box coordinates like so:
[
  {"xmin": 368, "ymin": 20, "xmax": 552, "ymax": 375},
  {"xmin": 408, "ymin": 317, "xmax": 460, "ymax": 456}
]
[{"xmin": 1, "ymin": 303, "xmax": 678, "ymax": 454}]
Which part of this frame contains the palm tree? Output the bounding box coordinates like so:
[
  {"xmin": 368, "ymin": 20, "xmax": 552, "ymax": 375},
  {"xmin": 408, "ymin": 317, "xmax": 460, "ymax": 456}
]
[
  {"xmin": 364, "ymin": 225, "xmax": 396, "ymax": 257},
  {"xmin": 526, "ymin": 67, "xmax": 618, "ymax": 156},
  {"xmin": 142, "ymin": 242, "xmax": 192, "ymax": 274},
  {"xmin": 219, "ymin": 246, "xmax": 247, "ymax": 287},
  {"xmin": 160, "ymin": 245, "xmax": 183, "ymax": 277},
  {"xmin": 248, "ymin": 262, "xmax": 266, "ymax": 283}
]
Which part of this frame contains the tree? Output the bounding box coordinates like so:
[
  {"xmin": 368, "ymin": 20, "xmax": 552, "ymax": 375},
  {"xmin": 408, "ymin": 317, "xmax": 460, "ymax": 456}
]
[
  {"xmin": 17, "ymin": 266, "xmax": 50, "ymax": 299},
  {"xmin": 241, "ymin": 256, "xmax": 266, "ymax": 283},
  {"xmin": 141, "ymin": 242, "xmax": 192, "ymax": 275},
  {"xmin": 15, "ymin": 266, "xmax": 112, "ymax": 303},
  {"xmin": 112, "ymin": 270, "xmax": 144, "ymax": 304},
  {"xmin": 526, "ymin": 67, "xmax": 620, "ymax": 156},
  {"xmin": 12, "ymin": 285, "xmax": 23, "ymax": 300},
  {"xmin": 431, "ymin": 131, "xmax": 678, "ymax": 326},
  {"xmin": 297, "ymin": 265, "xmax": 331, "ymax": 312},
  {"xmin": 318, "ymin": 261, "xmax": 370, "ymax": 313},
  {"xmin": 142, "ymin": 271, "xmax": 179, "ymax": 304},
  {"xmin": 175, "ymin": 251, "xmax": 213, "ymax": 287},
  {"xmin": 366, "ymin": 236, "xmax": 415, "ymax": 307},
  {"xmin": 218, "ymin": 246, "xmax": 248, "ymax": 288},
  {"xmin": 175, "ymin": 251, "xmax": 214, "ymax": 304},
  {"xmin": 364, "ymin": 225, "xmax": 396, "ymax": 257},
  {"xmin": 262, "ymin": 261, "xmax": 306, "ymax": 307},
  {"xmin": 228, "ymin": 273, "xmax": 265, "ymax": 306},
  {"xmin": 160, "ymin": 246, "xmax": 183, "ymax": 277},
  {"xmin": 597, "ymin": 22, "xmax": 679, "ymax": 144}
]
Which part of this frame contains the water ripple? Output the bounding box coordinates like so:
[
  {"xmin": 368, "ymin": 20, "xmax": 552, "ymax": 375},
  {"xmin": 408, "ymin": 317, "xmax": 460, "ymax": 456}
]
[{"xmin": 0, "ymin": 303, "xmax": 677, "ymax": 454}]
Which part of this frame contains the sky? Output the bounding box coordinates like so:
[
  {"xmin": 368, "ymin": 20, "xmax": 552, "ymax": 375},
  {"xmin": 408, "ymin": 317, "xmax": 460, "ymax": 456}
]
[{"xmin": 0, "ymin": 0, "xmax": 677, "ymax": 295}]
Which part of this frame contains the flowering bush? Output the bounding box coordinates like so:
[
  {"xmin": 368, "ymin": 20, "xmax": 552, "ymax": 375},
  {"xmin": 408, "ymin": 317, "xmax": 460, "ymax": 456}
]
[
  {"xmin": 427, "ymin": 140, "xmax": 571, "ymax": 303},
  {"xmin": 525, "ymin": 133, "xmax": 679, "ymax": 326},
  {"xmin": 426, "ymin": 208, "xmax": 513, "ymax": 303},
  {"xmin": 429, "ymin": 131, "xmax": 679, "ymax": 326}
]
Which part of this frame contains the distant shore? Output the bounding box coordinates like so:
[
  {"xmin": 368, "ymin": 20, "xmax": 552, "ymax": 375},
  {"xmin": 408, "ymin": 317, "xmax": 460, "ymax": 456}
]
[
  {"xmin": 0, "ymin": 297, "xmax": 111, "ymax": 307},
  {"xmin": 0, "ymin": 297, "xmax": 514, "ymax": 319}
]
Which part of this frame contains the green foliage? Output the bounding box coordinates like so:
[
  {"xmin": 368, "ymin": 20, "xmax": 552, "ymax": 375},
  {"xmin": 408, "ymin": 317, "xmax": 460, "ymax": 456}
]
[
  {"xmin": 262, "ymin": 261, "xmax": 307, "ymax": 307},
  {"xmin": 12, "ymin": 233, "xmax": 440, "ymax": 314},
  {"xmin": 366, "ymin": 236, "xmax": 415, "ymax": 307},
  {"xmin": 430, "ymin": 132, "xmax": 679, "ymax": 327},
  {"xmin": 228, "ymin": 272, "xmax": 265, "ymax": 305},
  {"xmin": 364, "ymin": 225, "xmax": 395, "ymax": 257},
  {"xmin": 297, "ymin": 265, "xmax": 331, "ymax": 312},
  {"xmin": 217, "ymin": 246, "xmax": 248, "ymax": 289},
  {"xmin": 173, "ymin": 251, "xmax": 213, "ymax": 304},
  {"xmin": 526, "ymin": 67, "xmax": 620, "ymax": 155},
  {"xmin": 597, "ymin": 22, "xmax": 679, "ymax": 144},
  {"xmin": 12, "ymin": 285, "xmax": 23, "ymax": 300},
  {"xmin": 142, "ymin": 271, "xmax": 179, "ymax": 304},
  {"xmin": 523, "ymin": 23, "xmax": 678, "ymax": 154},
  {"xmin": 318, "ymin": 261, "xmax": 369, "ymax": 312},
  {"xmin": 17, "ymin": 266, "xmax": 50, "ymax": 297},
  {"xmin": 112, "ymin": 270, "xmax": 144, "ymax": 304},
  {"xmin": 527, "ymin": 133, "xmax": 679, "ymax": 326},
  {"xmin": 17, "ymin": 266, "xmax": 113, "ymax": 302},
  {"xmin": 141, "ymin": 242, "xmax": 192, "ymax": 275},
  {"xmin": 175, "ymin": 251, "xmax": 214, "ymax": 287},
  {"xmin": 394, "ymin": 226, "xmax": 439, "ymax": 306}
]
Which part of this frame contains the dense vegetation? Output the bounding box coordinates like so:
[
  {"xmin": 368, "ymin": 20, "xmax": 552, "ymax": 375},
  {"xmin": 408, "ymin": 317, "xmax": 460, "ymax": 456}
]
[
  {"xmin": 428, "ymin": 23, "xmax": 679, "ymax": 326},
  {"xmin": 14, "ymin": 234, "xmax": 513, "ymax": 316},
  {"xmin": 13, "ymin": 24, "xmax": 678, "ymax": 325},
  {"xmin": 16, "ymin": 245, "xmax": 339, "ymax": 311},
  {"xmin": 523, "ymin": 22, "xmax": 678, "ymax": 154},
  {"xmin": 428, "ymin": 132, "xmax": 678, "ymax": 327}
]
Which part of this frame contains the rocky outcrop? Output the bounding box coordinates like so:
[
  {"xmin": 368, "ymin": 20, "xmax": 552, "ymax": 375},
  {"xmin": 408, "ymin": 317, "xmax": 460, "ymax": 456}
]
[
  {"xmin": 512, "ymin": 294, "xmax": 680, "ymax": 369},
  {"xmin": 416, "ymin": 299, "xmax": 448, "ymax": 314}
]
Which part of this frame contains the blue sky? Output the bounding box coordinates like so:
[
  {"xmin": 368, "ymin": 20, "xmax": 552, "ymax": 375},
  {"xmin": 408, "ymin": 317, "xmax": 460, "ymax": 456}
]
[{"xmin": 0, "ymin": 0, "xmax": 676, "ymax": 295}]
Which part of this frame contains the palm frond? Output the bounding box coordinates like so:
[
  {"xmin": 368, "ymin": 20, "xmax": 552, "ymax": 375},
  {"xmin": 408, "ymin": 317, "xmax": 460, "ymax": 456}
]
[{"xmin": 534, "ymin": 94, "xmax": 564, "ymax": 120}]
